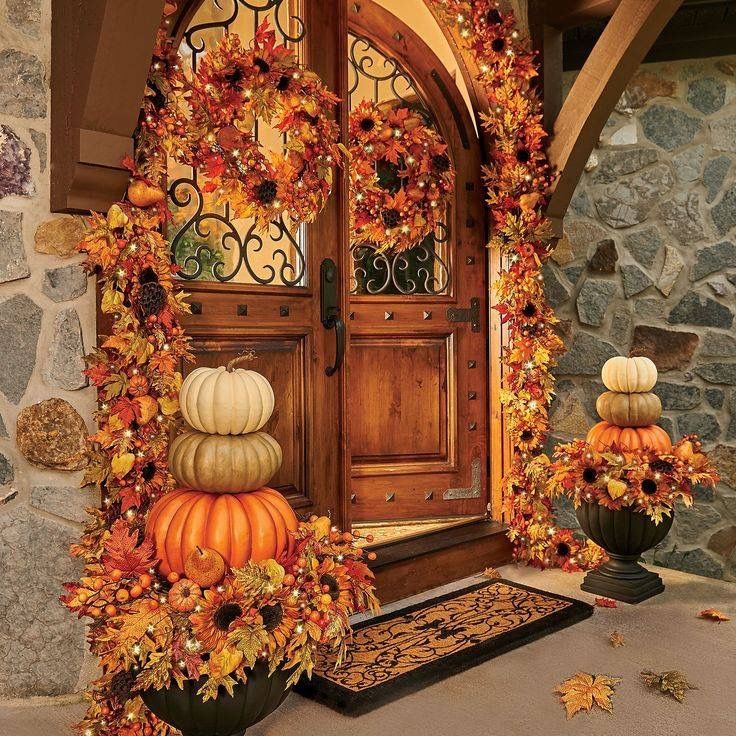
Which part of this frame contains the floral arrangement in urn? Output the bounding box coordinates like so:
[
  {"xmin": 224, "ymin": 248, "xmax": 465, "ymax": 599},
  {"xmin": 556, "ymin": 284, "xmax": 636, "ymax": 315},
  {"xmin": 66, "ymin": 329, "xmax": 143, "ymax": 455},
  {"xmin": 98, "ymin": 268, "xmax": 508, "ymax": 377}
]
[{"xmin": 548, "ymin": 356, "xmax": 719, "ymax": 603}]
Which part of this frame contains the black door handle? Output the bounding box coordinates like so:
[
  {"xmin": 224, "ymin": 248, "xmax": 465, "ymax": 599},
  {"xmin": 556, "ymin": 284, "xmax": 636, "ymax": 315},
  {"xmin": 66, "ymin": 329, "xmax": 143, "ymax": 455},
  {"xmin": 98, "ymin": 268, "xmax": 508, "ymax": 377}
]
[{"xmin": 320, "ymin": 258, "xmax": 344, "ymax": 376}]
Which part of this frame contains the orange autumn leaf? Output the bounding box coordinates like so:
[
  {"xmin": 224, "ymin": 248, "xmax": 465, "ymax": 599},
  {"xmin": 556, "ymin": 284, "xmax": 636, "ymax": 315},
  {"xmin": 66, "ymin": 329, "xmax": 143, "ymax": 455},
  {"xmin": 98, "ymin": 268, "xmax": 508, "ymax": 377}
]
[
  {"xmin": 609, "ymin": 631, "xmax": 625, "ymax": 648},
  {"xmin": 134, "ymin": 395, "xmax": 159, "ymax": 425},
  {"xmin": 595, "ymin": 597, "xmax": 617, "ymax": 608},
  {"xmin": 482, "ymin": 567, "xmax": 502, "ymax": 579},
  {"xmin": 554, "ymin": 672, "xmax": 621, "ymax": 719},
  {"xmin": 698, "ymin": 608, "xmax": 730, "ymax": 622}
]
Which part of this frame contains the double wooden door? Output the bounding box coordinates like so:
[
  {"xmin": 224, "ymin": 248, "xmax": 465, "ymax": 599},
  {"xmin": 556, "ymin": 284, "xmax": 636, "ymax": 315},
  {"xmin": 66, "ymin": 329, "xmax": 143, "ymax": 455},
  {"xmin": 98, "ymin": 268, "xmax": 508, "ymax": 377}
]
[{"xmin": 172, "ymin": 0, "xmax": 490, "ymax": 534}]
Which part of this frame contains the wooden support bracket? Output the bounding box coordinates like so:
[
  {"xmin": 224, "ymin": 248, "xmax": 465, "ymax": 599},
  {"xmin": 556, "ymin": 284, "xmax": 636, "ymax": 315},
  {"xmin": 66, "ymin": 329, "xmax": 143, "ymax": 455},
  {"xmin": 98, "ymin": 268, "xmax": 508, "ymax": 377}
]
[{"xmin": 50, "ymin": 0, "xmax": 165, "ymax": 213}]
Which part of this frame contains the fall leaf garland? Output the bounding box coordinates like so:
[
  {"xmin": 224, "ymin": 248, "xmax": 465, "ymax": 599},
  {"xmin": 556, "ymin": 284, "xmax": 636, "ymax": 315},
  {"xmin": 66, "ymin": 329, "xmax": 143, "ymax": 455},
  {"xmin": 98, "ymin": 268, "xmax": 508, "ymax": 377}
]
[{"xmin": 429, "ymin": 0, "xmax": 602, "ymax": 569}]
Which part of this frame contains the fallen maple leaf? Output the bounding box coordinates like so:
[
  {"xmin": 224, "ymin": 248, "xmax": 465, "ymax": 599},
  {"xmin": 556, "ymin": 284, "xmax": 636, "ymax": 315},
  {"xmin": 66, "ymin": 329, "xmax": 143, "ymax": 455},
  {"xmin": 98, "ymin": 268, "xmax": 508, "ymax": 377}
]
[
  {"xmin": 698, "ymin": 608, "xmax": 730, "ymax": 622},
  {"xmin": 609, "ymin": 631, "xmax": 625, "ymax": 648},
  {"xmin": 554, "ymin": 672, "xmax": 621, "ymax": 719},
  {"xmin": 595, "ymin": 597, "xmax": 617, "ymax": 608},
  {"xmin": 483, "ymin": 567, "xmax": 501, "ymax": 579},
  {"xmin": 641, "ymin": 670, "xmax": 697, "ymax": 702}
]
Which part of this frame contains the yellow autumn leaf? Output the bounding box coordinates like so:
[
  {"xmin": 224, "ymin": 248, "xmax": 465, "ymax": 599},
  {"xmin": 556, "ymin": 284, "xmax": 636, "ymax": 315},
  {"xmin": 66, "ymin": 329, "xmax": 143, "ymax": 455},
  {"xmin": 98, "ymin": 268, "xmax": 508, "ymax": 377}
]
[
  {"xmin": 208, "ymin": 646, "xmax": 243, "ymax": 679},
  {"xmin": 111, "ymin": 452, "xmax": 135, "ymax": 479},
  {"xmin": 158, "ymin": 396, "xmax": 179, "ymax": 416},
  {"xmin": 134, "ymin": 395, "xmax": 159, "ymax": 425},
  {"xmin": 554, "ymin": 672, "xmax": 621, "ymax": 719},
  {"xmin": 607, "ymin": 479, "xmax": 628, "ymax": 500},
  {"xmin": 101, "ymin": 288, "xmax": 124, "ymax": 314},
  {"xmin": 107, "ymin": 204, "xmax": 129, "ymax": 229}
]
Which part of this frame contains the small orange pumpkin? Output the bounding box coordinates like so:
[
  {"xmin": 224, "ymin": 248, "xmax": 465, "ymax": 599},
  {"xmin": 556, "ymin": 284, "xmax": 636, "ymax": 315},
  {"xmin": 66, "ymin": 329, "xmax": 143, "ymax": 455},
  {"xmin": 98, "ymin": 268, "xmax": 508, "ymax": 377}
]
[
  {"xmin": 168, "ymin": 579, "xmax": 202, "ymax": 612},
  {"xmin": 586, "ymin": 422, "xmax": 672, "ymax": 453},
  {"xmin": 146, "ymin": 487, "xmax": 298, "ymax": 577}
]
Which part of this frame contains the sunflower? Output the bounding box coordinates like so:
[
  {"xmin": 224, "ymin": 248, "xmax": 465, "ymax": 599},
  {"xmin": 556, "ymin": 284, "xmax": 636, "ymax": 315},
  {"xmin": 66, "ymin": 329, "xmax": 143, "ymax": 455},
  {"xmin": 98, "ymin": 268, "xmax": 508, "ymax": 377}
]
[
  {"xmin": 258, "ymin": 593, "xmax": 299, "ymax": 650},
  {"xmin": 549, "ymin": 530, "xmax": 581, "ymax": 573},
  {"xmin": 350, "ymin": 101, "xmax": 383, "ymax": 143},
  {"xmin": 189, "ymin": 583, "xmax": 246, "ymax": 653},
  {"xmin": 316, "ymin": 559, "xmax": 354, "ymax": 611}
]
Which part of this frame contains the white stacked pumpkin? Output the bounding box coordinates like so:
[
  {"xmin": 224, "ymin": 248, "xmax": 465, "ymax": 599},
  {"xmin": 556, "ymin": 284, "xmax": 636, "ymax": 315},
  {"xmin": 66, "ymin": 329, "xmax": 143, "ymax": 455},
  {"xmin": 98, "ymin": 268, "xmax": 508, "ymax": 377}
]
[{"xmin": 170, "ymin": 363, "xmax": 283, "ymax": 493}]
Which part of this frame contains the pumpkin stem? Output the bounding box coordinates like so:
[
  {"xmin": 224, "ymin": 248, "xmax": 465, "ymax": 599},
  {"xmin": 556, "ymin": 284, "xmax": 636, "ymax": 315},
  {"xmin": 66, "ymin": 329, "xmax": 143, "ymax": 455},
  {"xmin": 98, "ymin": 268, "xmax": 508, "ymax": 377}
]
[{"xmin": 226, "ymin": 350, "xmax": 257, "ymax": 372}]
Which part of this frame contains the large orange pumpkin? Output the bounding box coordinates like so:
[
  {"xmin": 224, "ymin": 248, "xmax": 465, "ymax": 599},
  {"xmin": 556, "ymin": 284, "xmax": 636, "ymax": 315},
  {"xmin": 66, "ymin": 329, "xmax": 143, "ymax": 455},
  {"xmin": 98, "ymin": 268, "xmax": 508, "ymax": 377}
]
[
  {"xmin": 586, "ymin": 422, "xmax": 672, "ymax": 453},
  {"xmin": 146, "ymin": 487, "xmax": 298, "ymax": 576}
]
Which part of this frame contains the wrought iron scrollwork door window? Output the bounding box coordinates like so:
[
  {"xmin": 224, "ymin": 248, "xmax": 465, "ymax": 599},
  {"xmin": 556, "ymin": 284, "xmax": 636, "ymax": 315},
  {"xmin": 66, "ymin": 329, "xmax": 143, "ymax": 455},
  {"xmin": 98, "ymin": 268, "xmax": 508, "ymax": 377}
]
[
  {"xmin": 348, "ymin": 32, "xmax": 452, "ymax": 297},
  {"xmin": 168, "ymin": 0, "xmax": 308, "ymax": 286}
]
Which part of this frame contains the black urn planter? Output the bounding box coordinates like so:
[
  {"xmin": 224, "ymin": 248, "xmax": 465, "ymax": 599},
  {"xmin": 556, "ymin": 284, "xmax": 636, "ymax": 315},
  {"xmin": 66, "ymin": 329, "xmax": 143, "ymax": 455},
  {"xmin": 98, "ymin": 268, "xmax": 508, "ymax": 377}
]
[
  {"xmin": 575, "ymin": 502, "xmax": 674, "ymax": 604},
  {"xmin": 141, "ymin": 662, "xmax": 292, "ymax": 736}
]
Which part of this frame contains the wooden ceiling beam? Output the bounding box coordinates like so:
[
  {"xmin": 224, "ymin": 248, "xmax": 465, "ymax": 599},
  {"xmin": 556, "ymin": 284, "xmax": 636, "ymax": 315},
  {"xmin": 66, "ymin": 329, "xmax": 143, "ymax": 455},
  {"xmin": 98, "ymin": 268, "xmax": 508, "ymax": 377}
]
[
  {"xmin": 546, "ymin": 0, "xmax": 683, "ymax": 233},
  {"xmin": 545, "ymin": 0, "xmax": 623, "ymax": 29}
]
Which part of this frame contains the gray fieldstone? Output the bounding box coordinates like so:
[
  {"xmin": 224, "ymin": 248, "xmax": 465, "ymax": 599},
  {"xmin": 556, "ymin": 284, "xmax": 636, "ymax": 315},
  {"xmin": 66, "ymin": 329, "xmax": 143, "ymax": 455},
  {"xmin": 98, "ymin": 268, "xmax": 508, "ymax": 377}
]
[
  {"xmin": 691, "ymin": 241, "xmax": 736, "ymax": 280},
  {"xmin": 630, "ymin": 325, "xmax": 699, "ymax": 371},
  {"xmin": 581, "ymin": 380, "xmax": 606, "ymax": 421},
  {"xmin": 694, "ymin": 362, "xmax": 736, "ymax": 385},
  {"xmin": 634, "ymin": 298, "xmax": 667, "ymax": 320},
  {"xmin": 0, "ymin": 506, "xmax": 85, "ymax": 697},
  {"xmin": 43, "ymin": 308, "xmax": 88, "ymax": 391},
  {"xmin": 0, "ymin": 451, "xmax": 13, "ymax": 485},
  {"xmin": 592, "ymin": 147, "xmax": 659, "ymax": 184},
  {"xmin": 556, "ymin": 333, "xmax": 618, "ymax": 376},
  {"xmin": 610, "ymin": 308, "xmax": 633, "ymax": 346},
  {"xmin": 42, "ymin": 264, "xmax": 88, "ymax": 303},
  {"xmin": 711, "ymin": 114, "xmax": 736, "ymax": 153},
  {"xmin": 623, "ymin": 226, "xmax": 662, "ymax": 268},
  {"xmin": 0, "ymin": 210, "xmax": 29, "ymax": 283},
  {"xmin": 0, "ymin": 294, "xmax": 42, "ymax": 403},
  {"xmin": 553, "ymin": 495, "xmax": 581, "ymax": 531},
  {"xmin": 576, "ymin": 279, "xmax": 617, "ymax": 326},
  {"xmin": 708, "ymin": 526, "xmax": 736, "ymax": 559},
  {"xmin": 569, "ymin": 188, "xmax": 594, "ymax": 217},
  {"xmin": 711, "ymin": 182, "xmax": 736, "ymax": 235},
  {"xmin": 640, "ymin": 104, "xmax": 702, "ymax": 150},
  {"xmin": 30, "ymin": 128, "xmax": 46, "ymax": 172},
  {"xmin": 551, "ymin": 236, "xmax": 575, "ymax": 266},
  {"xmin": 710, "ymin": 444, "xmax": 736, "ymax": 488},
  {"xmin": 623, "ymin": 71, "xmax": 677, "ymax": 109},
  {"xmin": 672, "ymin": 144, "xmax": 705, "ymax": 182},
  {"xmin": 656, "ymin": 547, "xmax": 724, "ymax": 579},
  {"xmin": 621, "ymin": 264, "xmax": 653, "ymax": 298},
  {"xmin": 660, "ymin": 191, "xmax": 706, "ymax": 243},
  {"xmin": 703, "ymin": 156, "xmax": 731, "ymax": 203},
  {"xmin": 668, "ymin": 291, "xmax": 733, "ymax": 329},
  {"xmin": 705, "ymin": 388, "xmax": 725, "ymax": 410},
  {"xmin": 30, "ymin": 485, "xmax": 99, "ymax": 524},
  {"xmin": 692, "ymin": 484, "xmax": 715, "ymax": 502},
  {"xmin": 676, "ymin": 412, "xmax": 721, "ymax": 442},
  {"xmin": 588, "ymin": 238, "xmax": 618, "ymax": 273},
  {"xmin": 542, "ymin": 263, "xmax": 571, "ymax": 308},
  {"xmin": 0, "ymin": 125, "xmax": 33, "ymax": 198},
  {"xmin": 653, "ymin": 382, "xmax": 701, "ymax": 411},
  {"xmin": 687, "ymin": 77, "xmax": 727, "ymax": 114},
  {"xmin": 673, "ymin": 499, "xmax": 723, "ymax": 543},
  {"xmin": 564, "ymin": 220, "xmax": 609, "ymax": 260},
  {"xmin": 657, "ymin": 244, "xmax": 685, "ymax": 296},
  {"xmin": 550, "ymin": 394, "xmax": 590, "ymax": 438},
  {"xmin": 700, "ymin": 329, "xmax": 736, "ymax": 357},
  {"xmin": 563, "ymin": 264, "xmax": 585, "ymax": 285},
  {"xmin": 0, "ymin": 49, "xmax": 46, "ymax": 119},
  {"xmin": 34, "ymin": 216, "xmax": 86, "ymax": 258},
  {"xmin": 656, "ymin": 416, "xmax": 676, "ymax": 440},
  {"xmin": 7, "ymin": 0, "xmax": 42, "ymax": 38},
  {"xmin": 0, "ymin": 412, "xmax": 6, "ymax": 437},
  {"xmin": 594, "ymin": 164, "xmax": 675, "ymax": 228}
]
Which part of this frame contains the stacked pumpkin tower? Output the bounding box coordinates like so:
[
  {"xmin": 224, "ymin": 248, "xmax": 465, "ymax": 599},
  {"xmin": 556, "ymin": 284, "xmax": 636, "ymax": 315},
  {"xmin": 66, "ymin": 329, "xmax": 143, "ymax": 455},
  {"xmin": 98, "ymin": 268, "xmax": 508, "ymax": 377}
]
[
  {"xmin": 147, "ymin": 359, "xmax": 298, "ymax": 583},
  {"xmin": 587, "ymin": 356, "xmax": 672, "ymax": 453}
]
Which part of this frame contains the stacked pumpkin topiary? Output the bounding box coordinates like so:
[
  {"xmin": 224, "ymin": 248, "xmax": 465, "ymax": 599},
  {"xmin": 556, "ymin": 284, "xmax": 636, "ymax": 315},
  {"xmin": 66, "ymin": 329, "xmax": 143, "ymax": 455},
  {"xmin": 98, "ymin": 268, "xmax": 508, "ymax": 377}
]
[
  {"xmin": 586, "ymin": 356, "xmax": 671, "ymax": 453},
  {"xmin": 147, "ymin": 358, "xmax": 298, "ymax": 581}
]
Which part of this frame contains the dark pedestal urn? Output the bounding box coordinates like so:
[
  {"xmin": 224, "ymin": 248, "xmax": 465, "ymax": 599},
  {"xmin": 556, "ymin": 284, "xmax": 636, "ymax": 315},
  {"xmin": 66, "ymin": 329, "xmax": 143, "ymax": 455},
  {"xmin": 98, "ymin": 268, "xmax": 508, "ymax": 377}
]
[
  {"xmin": 141, "ymin": 662, "xmax": 292, "ymax": 736},
  {"xmin": 575, "ymin": 502, "xmax": 674, "ymax": 604}
]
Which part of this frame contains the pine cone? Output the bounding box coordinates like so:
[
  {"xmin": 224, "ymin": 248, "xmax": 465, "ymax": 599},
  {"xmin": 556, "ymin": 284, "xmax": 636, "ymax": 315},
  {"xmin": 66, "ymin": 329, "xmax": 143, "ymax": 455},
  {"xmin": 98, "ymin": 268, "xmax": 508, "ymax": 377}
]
[
  {"xmin": 138, "ymin": 281, "xmax": 167, "ymax": 318},
  {"xmin": 381, "ymin": 208, "xmax": 400, "ymax": 229},
  {"xmin": 256, "ymin": 180, "xmax": 278, "ymax": 205},
  {"xmin": 431, "ymin": 153, "xmax": 451, "ymax": 173},
  {"xmin": 109, "ymin": 670, "xmax": 137, "ymax": 705}
]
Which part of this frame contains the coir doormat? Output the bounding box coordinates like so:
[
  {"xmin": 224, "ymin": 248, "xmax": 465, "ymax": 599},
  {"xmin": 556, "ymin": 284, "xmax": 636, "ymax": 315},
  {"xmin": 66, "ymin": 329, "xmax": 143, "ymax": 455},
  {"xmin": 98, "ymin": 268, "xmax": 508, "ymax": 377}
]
[{"xmin": 295, "ymin": 579, "xmax": 593, "ymax": 716}]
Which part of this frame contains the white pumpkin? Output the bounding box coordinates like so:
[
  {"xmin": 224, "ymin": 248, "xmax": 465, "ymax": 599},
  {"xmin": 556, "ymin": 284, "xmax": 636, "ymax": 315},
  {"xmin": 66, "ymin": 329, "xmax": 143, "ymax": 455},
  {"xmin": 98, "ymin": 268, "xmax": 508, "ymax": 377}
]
[
  {"xmin": 169, "ymin": 430, "xmax": 282, "ymax": 493},
  {"xmin": 180, "ymin": 365, "xmax": 275, "ymax": 435},
  {"xmin": 601, "ymin": 356, "xmax": 658, "ymax": 393}
]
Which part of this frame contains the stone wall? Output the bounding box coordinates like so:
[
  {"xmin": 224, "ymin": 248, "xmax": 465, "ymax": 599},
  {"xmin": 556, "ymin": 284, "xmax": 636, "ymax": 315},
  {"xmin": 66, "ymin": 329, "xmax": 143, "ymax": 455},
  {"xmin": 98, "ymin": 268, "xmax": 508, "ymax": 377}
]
[
  {"xmin": 550, "ymin": 58, "xmax": 736, "ymax": 582},
  {"xmin": 0, "ymin": 0, "xmax": 99, "ymax": 698}
]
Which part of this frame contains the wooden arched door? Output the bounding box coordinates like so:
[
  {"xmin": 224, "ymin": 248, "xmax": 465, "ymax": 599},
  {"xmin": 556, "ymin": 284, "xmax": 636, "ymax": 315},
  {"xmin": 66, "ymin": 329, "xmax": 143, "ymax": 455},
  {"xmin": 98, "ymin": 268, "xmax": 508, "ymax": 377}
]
[{"xmin": 346, "ymin": 2, "xmax": 490, "ymax": 538}]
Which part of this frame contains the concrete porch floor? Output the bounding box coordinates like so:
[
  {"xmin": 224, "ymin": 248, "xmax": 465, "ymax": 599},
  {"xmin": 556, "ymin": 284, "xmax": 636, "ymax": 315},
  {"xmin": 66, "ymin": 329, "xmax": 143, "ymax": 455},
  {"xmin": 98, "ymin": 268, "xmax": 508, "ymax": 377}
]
[{"xmin": 1, "ymin": 564, "xmax": 734, "ymax": 736}]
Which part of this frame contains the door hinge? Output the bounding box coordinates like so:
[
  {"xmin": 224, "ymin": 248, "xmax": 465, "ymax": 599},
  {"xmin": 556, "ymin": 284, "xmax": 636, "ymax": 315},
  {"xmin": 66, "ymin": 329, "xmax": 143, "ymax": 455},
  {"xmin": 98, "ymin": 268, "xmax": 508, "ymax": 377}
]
[{"xmin": 446, "ymin": 297, "xmax": 480, "ymax": 332}]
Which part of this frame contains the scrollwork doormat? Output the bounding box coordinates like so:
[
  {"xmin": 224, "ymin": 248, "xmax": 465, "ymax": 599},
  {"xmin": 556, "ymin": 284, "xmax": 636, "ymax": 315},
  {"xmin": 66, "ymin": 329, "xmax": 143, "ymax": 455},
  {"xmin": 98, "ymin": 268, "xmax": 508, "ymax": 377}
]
[{"xmin": 295, "ymin": 580, "xmax": 593, "ymax": 715}]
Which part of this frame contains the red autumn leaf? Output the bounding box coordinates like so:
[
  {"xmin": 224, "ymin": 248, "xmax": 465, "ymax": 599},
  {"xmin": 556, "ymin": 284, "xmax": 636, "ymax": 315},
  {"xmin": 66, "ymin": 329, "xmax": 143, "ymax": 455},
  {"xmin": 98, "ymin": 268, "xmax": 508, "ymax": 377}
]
[
  {"xmin": 595, "ymin": 597, "xmax": 617, "ymax": 608},
  {"xmin": 110, "ymin": 396, "xmax": 137, "ymax": 427},
  {"xmin": 698, "ymin": 608, "xmax": 730, "ymax": 622},
  {"xmin": 102, "ymin": 519, "xmax": 157, "ymax": 576},
  {"xmin": 119, "ymin": 486, "xmax": 143, "ymax": 514}
]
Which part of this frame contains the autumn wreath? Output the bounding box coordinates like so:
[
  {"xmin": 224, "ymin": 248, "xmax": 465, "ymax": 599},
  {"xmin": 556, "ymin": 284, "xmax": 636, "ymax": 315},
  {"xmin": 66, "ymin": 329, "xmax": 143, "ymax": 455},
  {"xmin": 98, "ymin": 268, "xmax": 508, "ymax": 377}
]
[
  {"xmin": 168, "ymin": 20, "xmax": 341, "ymax": 232},
  {"xmin": 549, "ymin": 437, "xmax": 719, "ymax": 526},
  {"xmin": 349, "ymin": 100, "xmax": 455, "ymax": 253}
]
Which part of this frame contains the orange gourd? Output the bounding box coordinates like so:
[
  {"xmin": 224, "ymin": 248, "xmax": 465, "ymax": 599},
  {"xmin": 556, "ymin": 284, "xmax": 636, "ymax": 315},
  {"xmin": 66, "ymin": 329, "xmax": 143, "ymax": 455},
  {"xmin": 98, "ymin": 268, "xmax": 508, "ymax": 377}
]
[
  {"xmin": 146, "ymin": 487, "xmax": 298, "ymax": 577},
  {"xmin": 586, "ymin": 422, "xmax": 672, "ymax": 453}
]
